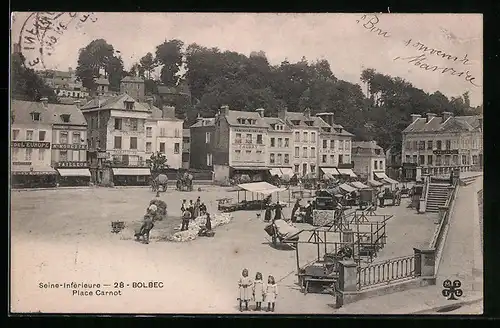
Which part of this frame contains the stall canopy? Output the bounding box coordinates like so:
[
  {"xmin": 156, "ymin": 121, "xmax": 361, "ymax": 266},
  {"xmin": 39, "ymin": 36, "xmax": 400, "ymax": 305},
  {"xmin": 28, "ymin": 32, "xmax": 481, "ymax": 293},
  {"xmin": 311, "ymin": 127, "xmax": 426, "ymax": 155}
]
[
  {"xmin": 57, "ymin": 168, "xmax": 91, "ymax": 177},
  {"xmin": 112, "ymin": 168, "xmax": 151, "ymax": 176},
  {"xmin": 269, "ymin": 168, "xmax": 282, "ymax": 177},
  {"xmin": 337, "ymin": 168, "xmax": 357, "ymax": 178},
  {"xmin": 367, "ymin": 179, "xmax": 384, "ymax": 187},
  {"xmin": 237, "ymin": 182, "xmax": 287, "ymax": 195},
  {"xmin": 321, "ymin": 167, "xmax": 340, "ymax": 176},
  {"xmin": 350, "ymin": 181, "xmax": 369, "ymax": 189},
  {"xmin": 339, "ymin": 183, "xmax": 357, "ymax": 193},
  {"xmin": 374, "ymin": 172, "xmax": 399, "ymax": 185}
]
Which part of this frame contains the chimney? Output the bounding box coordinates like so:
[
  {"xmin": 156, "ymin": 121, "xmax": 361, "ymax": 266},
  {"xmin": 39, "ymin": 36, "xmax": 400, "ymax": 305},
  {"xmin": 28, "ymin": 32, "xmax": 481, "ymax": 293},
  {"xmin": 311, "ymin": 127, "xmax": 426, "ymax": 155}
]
[
  {"xmin": 220, "ymin": 105, "xmax": 230, "ymax": 116},
  {"xmin": 278, "ymin": 107, "xmax": 287, "ymax": 120},
  {"xmin": 146, "ymin": 97, "xmax": 154, "ymax": 110},
  {"xmin": 255, "ymin": 108, "xmax": 265, "ymax": 118},
  {"xmin": 426, "ymin": 112, "xmax": 436, "ymax": 123},
  {"xmin": 304, "ymin": 107, "xmax": 311, "ymax": 118},
  {"xmin": 161, "ymin": 105, "xmax": 175, "ymax": 119},
  {"xmin": 40, "ymin": 97, "xmax": 49, "ymax": 108},
  {"xmin": 196, "ymin": 113, "xmax": 203, "ymax": 122},
  {"xmin": 410, "ymin": 114, "xmax": 421, "ymax": 123},
  {"xmin": 442, "ymin": 112, "xmax": 453, "ymax": 122}
]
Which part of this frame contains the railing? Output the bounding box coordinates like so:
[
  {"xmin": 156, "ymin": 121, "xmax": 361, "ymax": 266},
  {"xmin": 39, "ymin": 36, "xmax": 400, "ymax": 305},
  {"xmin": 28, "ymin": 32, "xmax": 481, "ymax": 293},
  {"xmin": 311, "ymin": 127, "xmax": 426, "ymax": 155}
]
[
  {"xmin": 357, "ymin": 254, "xmax": 418, "ymax": 290},
  {"xmin": 429, "ymin": 180, "xmax": 458, "ymax": 250}
]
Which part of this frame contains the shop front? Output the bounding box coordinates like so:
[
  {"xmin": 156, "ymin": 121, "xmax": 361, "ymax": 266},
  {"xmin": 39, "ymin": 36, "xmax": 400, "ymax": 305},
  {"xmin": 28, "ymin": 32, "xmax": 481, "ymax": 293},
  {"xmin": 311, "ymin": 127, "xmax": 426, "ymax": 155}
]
[
  {"xmin": 11, "ymin": 164, "xmax": 58, "ymax": 188},
  {"xmin": 55, "ymin": 161, "xmax": 91, "ymax": 186},
  {"xmin": 111, "ymin": 167, "xmax": 151, "ymax": 186},
  {"xmin": 230, "ymin": 166, "xmax": 268, "ymax": 183},
  {"xmin": 402, "ymin": 163, "xmax": 417, "ymax": 181},
  {"xmin": 337, "ymin": 163, "xmax": 357, "ymax": 182}
]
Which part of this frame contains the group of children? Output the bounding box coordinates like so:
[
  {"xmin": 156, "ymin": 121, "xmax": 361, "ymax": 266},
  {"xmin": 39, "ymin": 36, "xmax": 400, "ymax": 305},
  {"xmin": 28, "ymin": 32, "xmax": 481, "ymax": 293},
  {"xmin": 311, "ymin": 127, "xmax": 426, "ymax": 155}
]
[{"xmin": 238, "ymin": 269, "xmax": 278, "ymax": 312}]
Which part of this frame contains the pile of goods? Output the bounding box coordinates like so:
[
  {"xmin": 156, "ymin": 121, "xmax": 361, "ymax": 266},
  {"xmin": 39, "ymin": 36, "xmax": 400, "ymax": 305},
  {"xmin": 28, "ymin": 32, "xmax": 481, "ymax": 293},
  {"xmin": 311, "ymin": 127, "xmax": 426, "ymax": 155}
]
[
  {"xmin": 312, "ymin": 210, "xmax": 334, "ymax": 226},
  {"xmin": 167, "ymin": 213, "xmax": 233, "ymax": 242}
]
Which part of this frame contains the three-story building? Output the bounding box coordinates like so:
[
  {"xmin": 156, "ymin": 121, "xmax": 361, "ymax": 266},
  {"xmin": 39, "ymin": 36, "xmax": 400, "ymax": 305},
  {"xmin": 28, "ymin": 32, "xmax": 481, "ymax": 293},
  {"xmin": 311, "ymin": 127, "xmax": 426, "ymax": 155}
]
[
  {"xmin": 190, "ymin": 116, "xmax": 216, "ymax": 171},
  {"xmin": 263, "ymin": 116, "xmax": 294, "ymax": 178}
]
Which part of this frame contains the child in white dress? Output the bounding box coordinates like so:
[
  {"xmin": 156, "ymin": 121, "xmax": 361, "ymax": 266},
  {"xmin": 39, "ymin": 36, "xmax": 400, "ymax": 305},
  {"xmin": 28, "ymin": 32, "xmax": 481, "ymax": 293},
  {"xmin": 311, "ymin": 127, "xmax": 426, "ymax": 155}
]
[
  {"xmin": 252, "ymin": 272, "xmax": 265, "ymax": 311},
  {"xmin": 238, "ymin": 268, "xmax": 253, "ymax": 311},
  {"xmin": 265, "ymin": 275, "xmax": 278, "ymax": 312}
]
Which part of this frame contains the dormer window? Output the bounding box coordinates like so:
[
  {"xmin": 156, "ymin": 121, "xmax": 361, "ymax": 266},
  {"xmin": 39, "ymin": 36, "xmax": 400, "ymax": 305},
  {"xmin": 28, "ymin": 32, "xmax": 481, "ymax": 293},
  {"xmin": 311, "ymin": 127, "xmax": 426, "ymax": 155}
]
[
  {"xmin": 305, "ymin": 121, "xmax": 313, "ymax": 126},
  {"xmin": 292, "ymin": 120, "xmax": 300, "ymax": 126},
  {"xmin": 31, "ymin": 112, "xmax": 41, "ymax": 122},
  {"xmin": 60, "ymin": 114, "xmax": 71, "ymax": 123},
  {"xmin": 322, "ymin": 127, "xmax": 331, "ymax": 133},
  {"xmin": 124, "ymin": 100, "xmax": 135, "ymax": 110}
]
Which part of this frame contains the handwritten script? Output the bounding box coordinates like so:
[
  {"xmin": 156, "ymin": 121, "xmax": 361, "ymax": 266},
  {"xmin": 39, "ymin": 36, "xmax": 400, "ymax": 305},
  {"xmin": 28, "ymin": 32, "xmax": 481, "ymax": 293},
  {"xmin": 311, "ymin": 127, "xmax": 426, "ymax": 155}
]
[
  {"xmin": 18, "ymin": 12, "xmax": 98, "ymax": 69},
  {"xmin": 355, "ymin": 14, "xmax": 480, "ymax": 88}
]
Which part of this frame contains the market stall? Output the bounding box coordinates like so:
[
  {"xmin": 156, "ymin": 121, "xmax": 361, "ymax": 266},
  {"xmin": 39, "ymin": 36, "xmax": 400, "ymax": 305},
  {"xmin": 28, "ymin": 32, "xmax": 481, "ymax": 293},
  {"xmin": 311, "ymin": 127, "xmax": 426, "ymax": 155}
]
[{"xmin": 217, "ymin": 182, "xmax": 289, "ymax": 213}]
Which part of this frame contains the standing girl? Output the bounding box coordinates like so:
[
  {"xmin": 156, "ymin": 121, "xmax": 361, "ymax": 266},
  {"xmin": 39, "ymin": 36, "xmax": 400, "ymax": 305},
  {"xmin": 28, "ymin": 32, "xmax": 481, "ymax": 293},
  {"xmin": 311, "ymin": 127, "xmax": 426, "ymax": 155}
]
[
  {"xmin": 238, "ymin": 268, "xmax": 253, "ymax": 311},
  {"xmin": 265, "ymin": 275, "xmax": 278, "ymax": 312},
  {"xmin": 252, "ymin": 272, "xmax": 265, "ymax": 311}
]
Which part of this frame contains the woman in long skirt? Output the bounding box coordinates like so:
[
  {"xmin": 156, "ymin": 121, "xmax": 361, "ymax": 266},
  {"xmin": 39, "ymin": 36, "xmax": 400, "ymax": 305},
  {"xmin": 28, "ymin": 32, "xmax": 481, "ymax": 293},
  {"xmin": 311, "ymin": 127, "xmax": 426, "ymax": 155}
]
[{"xmin": 238, "ymin": 268, "xmax": 253, "ymax": 311}]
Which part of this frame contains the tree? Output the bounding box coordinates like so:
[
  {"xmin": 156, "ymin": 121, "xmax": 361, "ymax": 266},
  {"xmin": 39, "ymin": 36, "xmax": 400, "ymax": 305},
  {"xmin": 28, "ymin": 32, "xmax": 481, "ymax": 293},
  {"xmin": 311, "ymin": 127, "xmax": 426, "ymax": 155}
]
[
  {"xmin": 129, "ymin": 63, "xmax": 144, "ymax": 78},
  {"xmin": 106, "ymin": 55, "xmax": 125, "ymax": 92},
  {"xmin": 148, "ymin": 151, "xmax": 169, "ymax": 173},
  {"xmin": 139, "ymin": 52, "xmax": 155, "ymax": 80},
  {"xmin": 155, "ymin": 39, "xmax": 184, "ymax": 87}
]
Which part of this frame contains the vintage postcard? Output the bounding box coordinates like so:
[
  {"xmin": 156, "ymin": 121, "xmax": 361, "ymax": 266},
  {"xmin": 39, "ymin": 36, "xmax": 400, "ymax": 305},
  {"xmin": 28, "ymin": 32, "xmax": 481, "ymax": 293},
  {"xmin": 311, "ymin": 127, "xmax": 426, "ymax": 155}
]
[{"xmin": 10, "ymin": 12, "xmax": 482, "ymax": 314}]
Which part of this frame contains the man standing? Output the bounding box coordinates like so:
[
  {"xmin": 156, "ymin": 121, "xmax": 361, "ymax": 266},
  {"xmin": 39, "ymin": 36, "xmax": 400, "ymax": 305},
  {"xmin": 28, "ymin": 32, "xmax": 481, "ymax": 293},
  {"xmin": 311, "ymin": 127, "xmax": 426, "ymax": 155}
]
[
  {"xmin": 291, "ymin": 198, "xmax": 301, "ymax": 222},
  {"xmin": 135, "ymin": 214, "xmax": 154, "ymax": 244},
  {"xmin": 181, "ymin": 208, "xmax": 192, "ymax": 231}
]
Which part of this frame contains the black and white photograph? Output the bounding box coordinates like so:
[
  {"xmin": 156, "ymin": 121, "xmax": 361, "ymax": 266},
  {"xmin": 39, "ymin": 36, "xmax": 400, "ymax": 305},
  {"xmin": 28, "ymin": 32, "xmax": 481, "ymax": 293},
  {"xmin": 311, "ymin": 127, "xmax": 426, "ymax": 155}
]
[{"xmin": 10, "ymin": 12, "xmax": 483, "ymax": 314}]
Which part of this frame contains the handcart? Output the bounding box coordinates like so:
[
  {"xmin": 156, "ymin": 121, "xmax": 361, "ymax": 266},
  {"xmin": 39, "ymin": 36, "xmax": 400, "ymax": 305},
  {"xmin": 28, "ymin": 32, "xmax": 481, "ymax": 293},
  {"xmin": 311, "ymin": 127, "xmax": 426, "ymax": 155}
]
[{"xmin": 264, "ymin": 219, "xmax": 300, "ymax": 247}]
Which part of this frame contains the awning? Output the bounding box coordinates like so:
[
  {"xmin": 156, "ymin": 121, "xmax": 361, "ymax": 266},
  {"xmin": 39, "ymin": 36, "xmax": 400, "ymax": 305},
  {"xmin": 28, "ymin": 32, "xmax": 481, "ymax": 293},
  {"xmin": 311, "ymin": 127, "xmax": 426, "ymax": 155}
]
[
  {"xmin": 231, "ymin": 167, "xmax": 269, "ymax": 171},
  {"xmin": 374, "ymin": 172, "xmax": 399, "ymax": 185},
  {"xmin": 112, "ymin": 168, "xmax": 151, "ymax": 176},
  {"xmin": 350, "ymin": 181, "xmax": 369, "ymax": 189},
  {"xmin": 368, "ymin": 179, "xmax": 385, "ymax": 187},
  {"xmin": 269, "ymin": 168, "xmax": 283, "ymax": 176},
  {"xmin": 321, "ymin": 167, "xmax": 340, "ymax": 176},
  {"xmin": 57, "ymin": 168, "xmax": 91, "ymax": 177},
  {"xmin": 337, "ymin": 168, "xmax": 357, "ymax": 178},
  {"xmin": 237, "ymin": 182, "xmax": 287, "ymax": 195},
  {"xmin": 280, "ymin": 168, "xmax": 294, "ymax": 177},
  {"xmin": 339, "ymin": 183, "xmax": 357, "ymax": 193},
  {"xmin": 11, "ymin": 165, "xmax": 57, "ymax": 175}
]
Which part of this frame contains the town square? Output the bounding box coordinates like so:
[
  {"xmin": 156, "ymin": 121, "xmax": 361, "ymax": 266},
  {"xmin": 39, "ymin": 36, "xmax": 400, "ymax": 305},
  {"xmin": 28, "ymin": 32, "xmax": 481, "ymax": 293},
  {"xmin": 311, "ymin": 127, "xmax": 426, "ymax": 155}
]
[{"xmin": 10, "ymin": 12, "xmax": 482, "ymax": 315}]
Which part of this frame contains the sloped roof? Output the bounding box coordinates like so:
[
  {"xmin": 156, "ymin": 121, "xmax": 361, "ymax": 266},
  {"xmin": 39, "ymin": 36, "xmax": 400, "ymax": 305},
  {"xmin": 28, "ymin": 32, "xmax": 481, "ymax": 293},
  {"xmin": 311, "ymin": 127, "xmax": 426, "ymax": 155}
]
[
  {"xmin": 11, "ymin": 100, "xmax": 87, "ymax": 126},
  {"xmin": 191, "ymin": 118, "xmax": 216, "ymax": 128},
  {"xmin": 225, "ymin": 110, "xmax": 268, "ymax": 128},
  {"xmin": 352, "ymin": 141, "xmax": 383, "ymax": 150},
  {"xmin": 263, "ymin": 117, "xmax": 292, "ymax": 131},
  {"xmin": 121, "ymin": 76, "xmax": 144, "ymax": 83},
  {"xmin": 95, "ymin": 78, "xmax": 110, "ymax": 85},
  {"xmin": 80, "ymin": 94, "xmax": 150, "ymax": 112},
  {"xmin": 403, "ymin": 115, "xmax": 482, "ymax": 133}
]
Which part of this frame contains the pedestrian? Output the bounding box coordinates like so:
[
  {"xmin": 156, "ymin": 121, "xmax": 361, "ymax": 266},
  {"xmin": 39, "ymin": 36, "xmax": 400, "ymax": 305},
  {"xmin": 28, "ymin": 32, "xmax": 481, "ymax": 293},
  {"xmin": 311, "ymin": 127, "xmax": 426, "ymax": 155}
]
[
  {"xmin": 238, "ymin": 268, "xmax": 253, "ymax": 311},
  {"xmin": 181, "ymin": 199, "xmax": 187, "ymax": 212},
  {"xmin": 199, "ymin": 202, "xmax": 207, "ymax": 216},
  {"xmin": 252, "ymin": 272, "xmax": 265, "ymax": 311},
  {"xmin": 181, "ymin": 208, "xmax": 192, "ymax": 231},
  {"xmin": 188, "ymin": 200, "xmax": 195, "ymax": 218},
  {"xmin": 135, "ymin": 213, "xmax": 154, "ymax": 244},
  {"xmin": 194, "ymin": 196, "xmax": 201, "ymax": 218},
  {"xmin": 265, "ymin": 275, "xmax": 278, "ymax": 312},
  {"xmin": 205, "ymin": 212, "xmax": 212, "ymax": 231},
  {"xmin": 291, "ymin": 198, "xmax": 301, "ymax": 222},
  {"xmin": 273, "ymin": 202, "xmax": 282, "ymax": 222},
  {"xmin": 264, "ymin": 204, "xmax": 272, "ymax": 222},
  {"xmin": 378, "ymin": 190, "xmax": 385, "ymax": 208}
]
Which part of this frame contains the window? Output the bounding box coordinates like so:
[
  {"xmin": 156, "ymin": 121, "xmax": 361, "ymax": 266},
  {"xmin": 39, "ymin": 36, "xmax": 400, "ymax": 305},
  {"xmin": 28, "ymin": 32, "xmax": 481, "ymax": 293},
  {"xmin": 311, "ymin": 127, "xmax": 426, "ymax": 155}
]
[
  {"xmin": 436, "ymin": 155, "xmax": 442, "ymax": 166},
  {"xmin": 379, "ymin": 161, "xmax": 383, "ymax": 170},
  {"xmin": 12, "ymin": 129, "xmax": 19, "ymax": 140},
  {"xmin": 38, "ymin": 149, "xmax": 45, "ymax": 161},
  {"xmin": 59, "ymin": 131, "xmax": 68, "ymax": 144},
  {"xmin": 159, "ymin": 142, "xmax": 165, "ymax": 153},
  {"xmin": 256, "ymin": 134, "xmax": 263, "ymax": 144},
  {"xmin": 174, "ymin": 143, "xmax": 180, "ymax": 154},
  {"xmin": 339, "ymin": 154, "xmax": 343, "ymax": 164},
  {"xmin": 406, "ymin": 141, "xmax": 412, "ymax": 150},
  {"xmin": 25, "ymin": 148, "xmax": 32, "ymax": 160},
  {"xmin": 436, "ymin": 140, "xmax": 442, "ymax": 150},
  {"xmin": 303, "ymin": 132, "xmax": 308, "ymax": 142},
  {"xmin": 125, "ymin": 101, "xmax": 134, "ymax": 110},
  {"xmin": 114, "ymin": 136, "xmax": 122, "ymax": 149},
  {"xmin": 270, "ymin": 153, "xmax": 275, "ymax": 164},
  {"xmin": 31, "ymin": 112, "xmax": 41, "ymax": 121},
  {"xmin": 174, "ymin": 129, "xmax": 180, "ymax": 138},
  {"xmin": 60, "ymin": 114, "xmax": 70, "ymax": 122},
  {"xmin": 294, "ymin": 164, "xmax": 299, "ymax": 173},
  {"xmin": 330, "ymin": 155, "xmax": 335, "ymax": 164},
  {"xmin": 206, "ymin": 153, "xmax": 213, "ymax": 166},
  {"xmin": 206, "ymin": 132, "xmax": 211, "ymax": 143},
  {"xmin": 331, "ymin": 140, "xmax": 335, "ymax": 149},
  {"xmin": 277, "ymin": 138, "xmax": 283, "ymax": 148},
  {"xmin": 12, "ymin": 148, "xmax": 19, "ymax": 160},
  {"xmin": 59, "ymin": 150, "xmax": 67, "ymax": 161},
  {"xmin": 246, "ymin": 134, "xmax": 252, "ymax": 144},
  {"xmin": 26, "ymin": 130, "xmax": 34, "ymax": 140},
  {"xmin": 311, "ymin": 132, "xmax": 316, "ymax": 143},
  {"xmin": 160, "ymin": 128, "xmax": 166, "ymax": 136},
  {"xmin": 235, "ymin": 150, "xmax": 241, "ymax": 160},
  {"xmin": 427, "ymin": 140, "xmax": 433, "ymax": 150},
  {"xmin": 419, "ymin": 155, "xmax": 425, "ymax": 165},
  {"xmin": 294, "ymin": 132, "xmax": 300, "ymax": 142},
  {"xmin": 310, "ymin": 164, "xmax": 316, "ymax": 174},
  {"xmin": 114, "ymin": 118, "xmax": 122, "ymax": 130},
  {"xmin": 39, "ymin": 131, "xmax": 46, "ymax": 141},
  {"xmin": 462, "ymin": 155, "xmax": 467, "ymax": 165},
  {"xmin": 73, "ymin": 151, "xmax": 80, "ymax": 161},
  {"xmin": 412, "ymin": 155, "xmax": 417, "ymax": 164},
  {"xmin": 346, "ymin": 140, "xmax": 350, "ymax": 150},
  {"xmin": 130, "ymin": 118, "xmax": 138, "ymax": 131},
  {"xmin": 146, "ymin": 127, "xmax": 152, "ymax": 137},
  {"xmin": 418, "ymin": 141, "xmax": 425, "ymax": 150},
  {"xmin": 303, "ymin": 164, "xmax": 308, "ymax": 174},
  {"xmin": 444, "ymin": 155, "xmax": 451, "ymax": 165},
  {"xmin": 284, "ymin": 154, "xmax": 290, "ymax": 164},
  {"xmin": 72, "ymin": 132, "xmax": 80, "ymax": 144},
  {"xmin": 284, "ymin": 138, "xmax": 289, "ymax": 147},
  {"xmin": 146, "ymin": 142, "xmax": 152, "ymax": 152},
  {"xmin": 452, "ymin": 155, "xmax": 458, "ymax": 165},
  {"xmin": 323, "ymin": 140, "xmax": 327, "ymax": 148},
  {"xmin": 445, "ymin": 140, "xmax": 451, "ymax": 150},
  {"xmin": 235, "ymin": 133, "xmax": 242, "ymax": 144},
  {"xmin": 406, "ymin": 155, "xmax": 411, "ymax": 163},
  {"xmin": 294, "ymin": 147, "xmax": 300, "ymax": 158},
  {"xmin": 311, "ymin": 147, "xmax": 316, "ymax": 158},
  {"xmin": 277, "ymin": 154, "xmax": 283, "ymax": 164},
  {"xmin": 130, "ymin": 137, "xmax": 138, "ymax": 150},
  {"xmin": 427, "ymin": 155, "xmax": 433, "ymax": 165},
  {"xmin": 302, "ymin": 147, "xmax": 307, "ymax": 158},
  {"xmin": 374, "ymin": 161, "xmax": 378, "ymax": 170},
  {"xmin": 375, "ymin": 149, "xmax": 381, "ymax": 155},
  {"xmin": 322, "ymin": 155, "xmax": 327, "ymax": 163},
  {"xmin": 472, "ymin": 155, "xmax": 478, "ymax": 165},
  {"xmin": 270, "ymin": 138, "xmax": 275, "ymax": 147}
]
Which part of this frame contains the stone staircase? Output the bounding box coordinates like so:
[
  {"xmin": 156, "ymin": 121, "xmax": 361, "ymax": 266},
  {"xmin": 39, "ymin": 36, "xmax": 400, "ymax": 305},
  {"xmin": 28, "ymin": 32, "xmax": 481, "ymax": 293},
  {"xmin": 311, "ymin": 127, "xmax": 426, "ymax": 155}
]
[
  {"xmin": 426, "ymin": 183, "xmax": 451, "ymax": 213},
  {"xmin": 459, "ymin": 172, "xmax": 483, "ymax": 186}
]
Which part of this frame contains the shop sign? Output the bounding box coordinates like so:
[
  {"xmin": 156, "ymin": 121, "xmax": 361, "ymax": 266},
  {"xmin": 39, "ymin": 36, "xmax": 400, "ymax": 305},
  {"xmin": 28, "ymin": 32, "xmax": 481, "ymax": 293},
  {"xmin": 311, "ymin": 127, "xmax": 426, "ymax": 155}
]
[
  {"xmin": 12, "ymin": 171, "xmax": 55, "ymax": 176},
  {"xmin": 52, "ymin": 144, "xmax": 88, "ymax": 150},
  {"xmin": 233, "ymin": 128, "xmax": 264, "ymax": 133},
  {"xmin": 56, "ymin": 161, "xmax": 89, "ymax": 168},
  {"xmin": 97, "ymin": 152, "xmax": 109, "ymax": 159},
  {"xmin": 53, "ymin": 124, "xmax": 87, "ymax": 130},
  {"xmin": 111, "ymin": 149, "xmax": 139, "ymax": 155},
  {"xmin": 433, "ymin": 150, "xmax": 459, "ymax": 155},
  {"xmin": 11, "ymin": 141, "xmax": 51, "ymax": 149},
  {"xmin": 12, "ymin": 161, "xmax": 31, "ymax": 166},
  {"xmin": 233, "ymin": 143, "xmax": 258, "ymax": 149}
]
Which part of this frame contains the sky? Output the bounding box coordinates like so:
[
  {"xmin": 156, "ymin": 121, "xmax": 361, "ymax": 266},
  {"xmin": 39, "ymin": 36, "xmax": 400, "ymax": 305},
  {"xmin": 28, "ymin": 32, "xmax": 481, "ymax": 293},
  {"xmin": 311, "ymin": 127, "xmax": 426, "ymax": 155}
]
[{"xmin": 11, "ymin": 12, "xmax": 483, "ymax": 106}]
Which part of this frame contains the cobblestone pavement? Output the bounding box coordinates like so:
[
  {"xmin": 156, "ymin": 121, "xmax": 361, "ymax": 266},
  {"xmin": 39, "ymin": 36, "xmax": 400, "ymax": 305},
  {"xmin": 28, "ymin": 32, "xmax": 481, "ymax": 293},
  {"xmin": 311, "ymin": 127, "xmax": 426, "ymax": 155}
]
[{"xmin": 11, "ymin": 187, "xmax": 437, "ymax": 314}]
